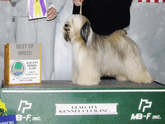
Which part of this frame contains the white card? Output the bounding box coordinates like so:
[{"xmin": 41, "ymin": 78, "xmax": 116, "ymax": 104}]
[{"xmin": 27, "ymin": 0, "xmax": 47, "ymax": 20}]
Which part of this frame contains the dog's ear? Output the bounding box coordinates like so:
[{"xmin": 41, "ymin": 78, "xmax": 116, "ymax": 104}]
[{"xmin": 80, "ymin": 21, "xmax": 90, "ymax": 43}]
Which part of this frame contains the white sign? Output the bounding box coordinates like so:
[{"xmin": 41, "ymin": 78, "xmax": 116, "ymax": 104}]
[
  {"xmin": 55, "ymin": 103, "xmax": 118, "ymax": 116},
  {"xmin": 28, "ymin": 0, "xmax": 47, "ymax": 20}
]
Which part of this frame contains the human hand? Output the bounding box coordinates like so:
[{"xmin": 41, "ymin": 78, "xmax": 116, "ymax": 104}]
[
  {"xmin": 47, "ymin": 7, "xmax": 57, "ymax": 20},
  {"xmin": 73, "ymin": 0, "xmax": 84, "ymax": 6}
]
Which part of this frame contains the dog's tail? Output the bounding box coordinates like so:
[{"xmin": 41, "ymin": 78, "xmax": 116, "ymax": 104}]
[{"xmin": 119, "ymin": 30, "xmax": 128, "ymax": 36}]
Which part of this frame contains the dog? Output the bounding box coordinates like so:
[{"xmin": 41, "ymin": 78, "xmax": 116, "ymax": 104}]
[{"xmin": 62, "ymin": 15, "xmax": 154, "ymax": 86}]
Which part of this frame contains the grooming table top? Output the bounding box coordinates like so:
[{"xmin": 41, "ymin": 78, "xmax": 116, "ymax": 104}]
[{"xmin": 3, "ymin": 79, "xmax": 165, "ymax": 89}]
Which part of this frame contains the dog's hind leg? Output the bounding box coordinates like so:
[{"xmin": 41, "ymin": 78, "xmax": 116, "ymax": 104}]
[
  {"xmin": 125, "ymin": 65, "xmax": 154, "ymax": 84},
  {"xmin": 132, "ymin": 69, "xmax": 154, "ymax": 83}
]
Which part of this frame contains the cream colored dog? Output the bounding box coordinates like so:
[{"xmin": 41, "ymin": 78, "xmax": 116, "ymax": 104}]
[{"xmin": 62, "ymin": 15, "xmax": 154, "ymax": 86}]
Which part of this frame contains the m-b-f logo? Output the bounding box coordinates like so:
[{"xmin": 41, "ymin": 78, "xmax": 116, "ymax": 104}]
[
  {"xmin": 131, "ymin": 99, "xmax": 152, "ymax": 120},
  {"xmin": 16, "ymin": 100, "xmax": 32, "ymax": 122}
]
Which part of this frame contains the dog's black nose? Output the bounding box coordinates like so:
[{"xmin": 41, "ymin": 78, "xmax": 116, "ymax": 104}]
[
  {"xmin": 65, "ymin": 24, "xmax": 69, "ymax": 27},
  {"xmin": 64, "ymin": 23, "xmax": 70, "ymax": 32}
]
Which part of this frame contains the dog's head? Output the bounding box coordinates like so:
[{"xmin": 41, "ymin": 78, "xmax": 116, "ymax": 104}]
[{"xmin": 62, "ymin": 15, "xmax": 91, "ymax": 44}]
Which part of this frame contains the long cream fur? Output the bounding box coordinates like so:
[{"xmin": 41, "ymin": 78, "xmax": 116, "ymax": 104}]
[{"xmin": 62, "ymin": 15, "xmax": 154, "ymax": 86}]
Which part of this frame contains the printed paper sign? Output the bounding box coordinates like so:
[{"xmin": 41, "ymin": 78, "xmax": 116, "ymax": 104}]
[
  {"xmin": 55, "ymin": 104, "xmax": 118, "ymax": 116},
  {"xmin": 10, "ymin": 60, "xmax": 41, "ymax": 84},
  {"xmin": 28, "ymin": 0, "xmax": 47, "ymax": 20}
]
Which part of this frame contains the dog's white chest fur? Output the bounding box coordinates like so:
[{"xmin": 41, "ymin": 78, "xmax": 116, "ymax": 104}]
[{"xmin": 72, "ymin": 43, "xmax": 87, "ymax": 67}]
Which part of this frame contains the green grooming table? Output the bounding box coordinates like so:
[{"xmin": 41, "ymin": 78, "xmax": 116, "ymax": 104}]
[{"xmin": 0, "ymin": 79, "xmax": 165, "ymax": 124}]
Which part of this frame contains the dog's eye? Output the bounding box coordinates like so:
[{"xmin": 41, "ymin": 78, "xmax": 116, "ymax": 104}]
[{"xmin": 65, "ymin": 24, "xmax": 69, "ymax": 27}]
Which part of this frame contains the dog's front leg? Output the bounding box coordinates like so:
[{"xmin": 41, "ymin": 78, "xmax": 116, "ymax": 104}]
[
  {"xmin": 76, "ymin": 59, "xmax": 101, "ymax": 86},
  {"xmin": 72, "ymin": 58, "xmax": 79, "ymax": 84},
  {"xmin": 72, "ymin": 70, "xmax": 78, "ymax": 84}
]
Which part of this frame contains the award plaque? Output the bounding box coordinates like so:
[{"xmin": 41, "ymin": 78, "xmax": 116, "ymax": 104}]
[{"xmin": 4, "ymin": 43, "xmax": 41, "ymax": 85}]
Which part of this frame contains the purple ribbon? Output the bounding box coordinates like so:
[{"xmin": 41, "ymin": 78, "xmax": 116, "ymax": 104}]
[
  {"xmin": 29, "ymin": 0, "xmax": 34, "ymax": 18},
  {"xmin": 39, "ymin": 0, "xmax": 47, "ymax": 16}
]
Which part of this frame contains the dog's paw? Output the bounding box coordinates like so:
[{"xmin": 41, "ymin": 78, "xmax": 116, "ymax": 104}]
[
  {"xmin": 116, "ymin": 75, "xmax": 129, "ymax": 82},
  {"xmin": 72, "ymin": 78, "xmax": 77, "ymax": 84},
  {"xmin": 76, "ymin": 77, "xmax": 100, "ymax": 86},
  {"xmin": 133, "ymin": 77, "xmax": 154, "ymax": 84}
]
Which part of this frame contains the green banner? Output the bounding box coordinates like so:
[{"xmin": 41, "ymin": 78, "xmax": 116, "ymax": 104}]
[{"xmin": 0, "ymin": 88, "xmax": 165, "ymax": 124}]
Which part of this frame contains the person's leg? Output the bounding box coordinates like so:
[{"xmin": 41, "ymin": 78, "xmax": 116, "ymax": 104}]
[
  {"xmin": 15, "ymin": 17, "xmax": 37, "ymax": 43},
  {"xmin": 37, "ymin": 18, "xmax": 56, "ymax": 80}
]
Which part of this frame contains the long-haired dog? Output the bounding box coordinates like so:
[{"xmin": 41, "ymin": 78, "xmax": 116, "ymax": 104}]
[{"xmin": 62, "ymin": 15, "xmax": 154, "ymax": 86}]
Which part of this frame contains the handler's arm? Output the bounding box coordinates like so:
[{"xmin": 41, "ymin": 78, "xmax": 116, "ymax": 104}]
[
  {"xmin": 47, "ymin": 0, "xmax": 66, "ymax": 13},
  {"xmin": 47, "ymin": 0, "xmax": 66, "ymax": 20}
]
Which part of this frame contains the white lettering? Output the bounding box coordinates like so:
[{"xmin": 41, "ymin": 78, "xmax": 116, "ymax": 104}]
[
  {"xmin": 131, "ymin": 113, "xmax": 143, "ymax": 120},
  {"xmin": 16, "ymin": 114, "xmax": 22, "ymax": 121},
  {"xmin": 152, "ymin": 115, "xmax": 161, "ymax": 120},
  {"xmin": 26, "ymin": 114, "xmax": 31, "ymax": 121},
  {"xmin": 146, "ymin": 113, "xmax": 151, "ymax": 120}
]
